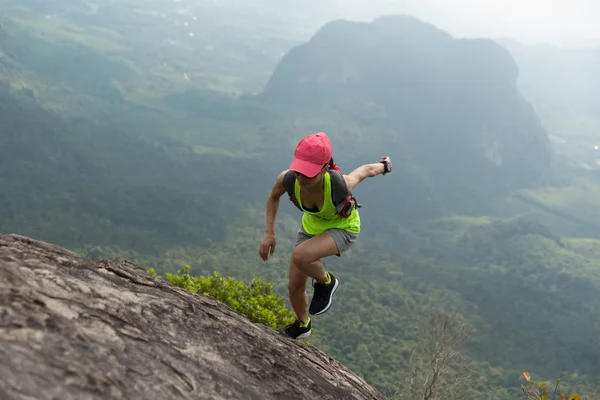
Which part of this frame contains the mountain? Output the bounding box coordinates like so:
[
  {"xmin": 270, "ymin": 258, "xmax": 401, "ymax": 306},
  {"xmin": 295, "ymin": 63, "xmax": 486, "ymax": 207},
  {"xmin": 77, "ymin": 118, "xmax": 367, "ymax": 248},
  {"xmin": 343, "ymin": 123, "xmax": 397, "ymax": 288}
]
[
  {"xmin": 258, "ymin": 15, "xmax": 554, "ymax": 220},
  {"xmin": 0, "ymin": 233, "xmax": 383, "ymax": 400}
]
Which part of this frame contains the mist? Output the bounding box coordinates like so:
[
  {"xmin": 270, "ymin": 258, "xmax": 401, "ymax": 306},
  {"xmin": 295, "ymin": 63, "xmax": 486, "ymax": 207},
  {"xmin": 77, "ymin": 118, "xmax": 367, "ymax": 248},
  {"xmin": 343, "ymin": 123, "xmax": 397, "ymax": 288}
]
[{"xmin": 318, "ymin": 0, "xmax": 600, "ymax": 46}]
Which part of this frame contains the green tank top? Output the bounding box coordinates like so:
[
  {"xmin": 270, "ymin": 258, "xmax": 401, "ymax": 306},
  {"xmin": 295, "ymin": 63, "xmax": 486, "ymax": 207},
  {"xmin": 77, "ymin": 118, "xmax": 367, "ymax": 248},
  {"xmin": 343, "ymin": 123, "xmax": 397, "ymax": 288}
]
[{"xmin": 293, "ymin": 172, "xmax": 361, "ymax": 235}]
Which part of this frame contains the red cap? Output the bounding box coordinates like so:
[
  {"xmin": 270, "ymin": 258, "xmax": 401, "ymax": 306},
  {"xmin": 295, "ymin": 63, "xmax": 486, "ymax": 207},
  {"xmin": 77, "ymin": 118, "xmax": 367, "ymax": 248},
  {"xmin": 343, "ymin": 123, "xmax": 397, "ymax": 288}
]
[{"xmin": 289, "ymin": 132, "xmax": 332, "ymax": 178}]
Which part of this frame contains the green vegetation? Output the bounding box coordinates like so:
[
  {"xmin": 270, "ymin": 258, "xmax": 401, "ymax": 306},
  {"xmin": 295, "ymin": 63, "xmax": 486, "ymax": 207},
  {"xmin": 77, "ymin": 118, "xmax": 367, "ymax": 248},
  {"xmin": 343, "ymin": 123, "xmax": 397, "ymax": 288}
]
[
  {"xmin": 4, "ymin": 0, "xmax": 319, "ymax": 104},
  {"xmin": 517, "ymin": 178, "xmax": 600, "ymax": 231},
  {"xmin": 149, "ymin": 265, "xmax": 294, "ymax": 331},
  {"xmin": 520, "ymin": 372, "xmax": 599, "ymax": 400}
]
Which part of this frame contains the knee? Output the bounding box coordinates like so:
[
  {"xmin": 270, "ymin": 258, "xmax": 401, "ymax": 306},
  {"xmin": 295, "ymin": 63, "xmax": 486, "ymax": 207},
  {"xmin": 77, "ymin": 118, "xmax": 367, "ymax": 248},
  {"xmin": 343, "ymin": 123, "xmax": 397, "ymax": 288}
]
[{"xmin": 291, "ymin": 246, "xmax": 311, "ymax": 266}]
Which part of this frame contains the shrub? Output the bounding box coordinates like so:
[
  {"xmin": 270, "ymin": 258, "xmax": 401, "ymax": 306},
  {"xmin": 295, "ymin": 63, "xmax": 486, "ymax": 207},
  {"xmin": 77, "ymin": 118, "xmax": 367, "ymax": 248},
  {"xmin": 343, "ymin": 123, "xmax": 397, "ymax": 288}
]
[
  {"xmin": 149, "ymin": 265, "xmax": 295, "ymax": 330},
  {"xmin": 520, "ymin": 372, "xmax": 596, "ymax": 400}
]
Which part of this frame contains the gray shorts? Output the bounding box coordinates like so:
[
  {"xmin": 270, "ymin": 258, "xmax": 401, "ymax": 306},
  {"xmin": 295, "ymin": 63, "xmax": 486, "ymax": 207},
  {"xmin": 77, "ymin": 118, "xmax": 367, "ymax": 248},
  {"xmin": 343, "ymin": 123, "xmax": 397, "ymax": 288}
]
[{"xmin": 294, "ymin": 225, "xmax": 359, "ymax": 256}]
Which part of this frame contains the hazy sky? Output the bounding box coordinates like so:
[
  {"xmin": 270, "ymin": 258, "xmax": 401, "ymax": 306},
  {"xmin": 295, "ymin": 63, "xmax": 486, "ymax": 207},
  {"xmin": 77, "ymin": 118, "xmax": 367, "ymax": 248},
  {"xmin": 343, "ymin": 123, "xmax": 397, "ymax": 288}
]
[{"xmin": 326, "ymin": 0, "xmax": 600, "ymax": 47}]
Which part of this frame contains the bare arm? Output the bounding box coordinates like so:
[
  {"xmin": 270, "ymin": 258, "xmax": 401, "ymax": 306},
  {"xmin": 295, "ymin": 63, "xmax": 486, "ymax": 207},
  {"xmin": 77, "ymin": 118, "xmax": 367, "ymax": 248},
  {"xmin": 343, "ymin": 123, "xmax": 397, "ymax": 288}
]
[
  {"xmin": 265, "ymin": 170, "xmax": 288, "ymax": 235},
  {"xmin": 344, "ymin": 156, "xmax": 392, "ymax": 192},
  {"xmin": 260, "ymin": 170, "xmax": 289, "ymax": 261}
]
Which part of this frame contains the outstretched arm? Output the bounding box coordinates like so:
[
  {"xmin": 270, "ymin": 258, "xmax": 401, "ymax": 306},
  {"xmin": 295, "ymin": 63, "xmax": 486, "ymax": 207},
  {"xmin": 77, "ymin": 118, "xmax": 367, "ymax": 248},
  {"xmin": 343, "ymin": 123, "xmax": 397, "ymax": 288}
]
[{"xmin": 344, "ymin": 156, "xmax": 392, "ymax": 192}]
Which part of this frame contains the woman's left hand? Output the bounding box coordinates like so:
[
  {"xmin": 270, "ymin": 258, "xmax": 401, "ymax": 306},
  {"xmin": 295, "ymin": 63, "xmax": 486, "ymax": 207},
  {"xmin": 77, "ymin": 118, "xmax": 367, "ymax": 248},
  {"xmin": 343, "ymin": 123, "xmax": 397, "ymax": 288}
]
[{"xmin": 380, "ymin": 156, "xmax": 392, "ymax": 175}]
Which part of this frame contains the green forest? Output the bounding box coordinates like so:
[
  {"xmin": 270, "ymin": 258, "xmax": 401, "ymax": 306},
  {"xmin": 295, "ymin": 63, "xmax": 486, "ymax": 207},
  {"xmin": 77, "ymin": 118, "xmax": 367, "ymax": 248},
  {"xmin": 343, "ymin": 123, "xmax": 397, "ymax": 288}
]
[{"xmin": 2, "ymin": 2, "xmax": 600, "ymax": 398}]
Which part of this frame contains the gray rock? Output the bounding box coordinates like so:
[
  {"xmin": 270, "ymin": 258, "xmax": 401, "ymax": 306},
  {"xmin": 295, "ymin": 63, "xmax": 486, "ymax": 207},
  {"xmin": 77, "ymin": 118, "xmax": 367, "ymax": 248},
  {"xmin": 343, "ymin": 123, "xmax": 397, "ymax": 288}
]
[{"xmin": 0, "ymin": 234, "xmax": 384, "ymax": 400}]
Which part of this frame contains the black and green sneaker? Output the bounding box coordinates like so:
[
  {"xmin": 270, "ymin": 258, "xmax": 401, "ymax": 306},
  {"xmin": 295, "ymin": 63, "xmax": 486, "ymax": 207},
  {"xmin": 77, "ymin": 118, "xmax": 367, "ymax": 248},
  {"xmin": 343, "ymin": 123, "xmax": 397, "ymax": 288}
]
[
  {"xmin": 309, "ymin": 272, "xmax": 339, "ymax": 316},
  {"xmin": 279, "ymin": 318, "xmax": 311, "ymax": 339}
]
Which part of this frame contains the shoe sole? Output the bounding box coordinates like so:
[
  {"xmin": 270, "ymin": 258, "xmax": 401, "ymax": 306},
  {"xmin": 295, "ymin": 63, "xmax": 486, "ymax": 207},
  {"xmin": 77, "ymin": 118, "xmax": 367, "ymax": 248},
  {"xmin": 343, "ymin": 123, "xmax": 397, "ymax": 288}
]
[
  {"xmin": 311, "ymin": 278, "xmax": 339, "ymax": 316},
  {"xmin": 295, "ymin": 331, "xmax": 311, "ymax": 340},
  {"xmin": 279, "ymin": 330, "xmax": 311, "ymax": 340}
]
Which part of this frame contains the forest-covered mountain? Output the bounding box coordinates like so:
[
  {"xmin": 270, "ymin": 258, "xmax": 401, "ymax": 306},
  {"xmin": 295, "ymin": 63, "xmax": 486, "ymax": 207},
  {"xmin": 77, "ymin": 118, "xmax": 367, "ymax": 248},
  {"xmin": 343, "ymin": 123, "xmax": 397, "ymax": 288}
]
[{"xmin": 2, "ymin": 3, "xmax": 600, "ymax": 397}]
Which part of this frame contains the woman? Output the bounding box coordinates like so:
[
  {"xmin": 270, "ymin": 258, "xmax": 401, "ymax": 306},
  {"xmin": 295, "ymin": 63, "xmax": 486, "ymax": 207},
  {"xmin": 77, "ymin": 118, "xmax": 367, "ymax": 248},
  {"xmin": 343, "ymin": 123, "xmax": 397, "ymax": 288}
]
[{"xmin": 259, "ymin": 132, "xmax": 392, "ymax": 339}]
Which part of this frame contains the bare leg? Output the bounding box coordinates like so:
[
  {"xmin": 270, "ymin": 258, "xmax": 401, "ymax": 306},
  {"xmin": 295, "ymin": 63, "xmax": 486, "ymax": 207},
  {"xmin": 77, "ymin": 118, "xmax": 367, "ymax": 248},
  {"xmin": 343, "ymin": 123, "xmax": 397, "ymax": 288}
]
[
  {"xmin": 291, "ymin": 233, "xmax": 339, "ymax": 282},
  {"xmin": 288, "ymin": 259, "xmax": 309, "ymax": 324},
  {"xmin": 288, "ymin": 233, "xmax": 340, "ymax": 323}
]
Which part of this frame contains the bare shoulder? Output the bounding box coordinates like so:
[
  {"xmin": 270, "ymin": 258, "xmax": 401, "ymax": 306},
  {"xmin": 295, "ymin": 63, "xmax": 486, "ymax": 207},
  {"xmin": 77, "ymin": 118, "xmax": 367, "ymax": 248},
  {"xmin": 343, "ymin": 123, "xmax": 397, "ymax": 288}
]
[
  {"xmin": 343, "ymin": 166, "xmax": 368, "ymax": 193},
  {"xmin": 276, "ymin": 169, "xmax": 290, "ymax": 181},
  {"xmin": 270, "ymin": 169, "xmax": 290, "ymax": 197},
  {"xmin": 342, "ymin": 174, "xmax": 352, "ymax": 187}
]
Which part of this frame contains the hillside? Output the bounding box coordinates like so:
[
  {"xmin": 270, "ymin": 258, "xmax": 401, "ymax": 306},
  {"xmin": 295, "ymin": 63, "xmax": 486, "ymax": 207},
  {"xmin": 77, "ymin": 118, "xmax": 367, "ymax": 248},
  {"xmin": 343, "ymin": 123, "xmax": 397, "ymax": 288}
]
[
  {"xmin": 0, "ymin": 233, "xmax": 383, "ymax": 400},
  {"xmin": 0, "ymin": 81, "xmax": 270, "ymax": 254},
  {"xmin": 2, "ymin": 0, "xmax": 323, "ymax": 102}
]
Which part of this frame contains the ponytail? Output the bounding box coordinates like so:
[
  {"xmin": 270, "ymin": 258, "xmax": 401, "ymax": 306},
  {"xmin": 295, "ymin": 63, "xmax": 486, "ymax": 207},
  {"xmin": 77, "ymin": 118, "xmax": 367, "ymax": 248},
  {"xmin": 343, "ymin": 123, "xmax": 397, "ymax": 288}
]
[{"xmin": 327, "ymin": 157, "xmax": 343, "ymax": 174}]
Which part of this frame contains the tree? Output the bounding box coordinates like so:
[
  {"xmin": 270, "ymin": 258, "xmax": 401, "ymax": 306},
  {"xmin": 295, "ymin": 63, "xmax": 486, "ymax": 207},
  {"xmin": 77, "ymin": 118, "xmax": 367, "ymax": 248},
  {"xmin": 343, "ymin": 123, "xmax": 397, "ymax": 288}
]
[{"xmin": 390, "ymin": 307, "xmax": 474, "ymax": 400}]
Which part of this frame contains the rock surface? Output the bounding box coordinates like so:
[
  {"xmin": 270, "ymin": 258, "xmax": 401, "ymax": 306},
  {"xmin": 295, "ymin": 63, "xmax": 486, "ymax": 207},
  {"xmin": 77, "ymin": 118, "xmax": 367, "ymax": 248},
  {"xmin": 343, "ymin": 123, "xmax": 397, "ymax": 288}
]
[{"xmin": 0, "ymin": 234, "xmax": 383, "ymax": 400}]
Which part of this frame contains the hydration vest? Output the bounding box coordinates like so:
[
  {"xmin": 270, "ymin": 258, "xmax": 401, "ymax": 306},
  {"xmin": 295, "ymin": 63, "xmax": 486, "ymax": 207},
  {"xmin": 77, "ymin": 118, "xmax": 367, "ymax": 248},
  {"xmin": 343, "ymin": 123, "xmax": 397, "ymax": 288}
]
[{"xmin": 282, "ymin": 167, "xmax": 361, "ymax": 219}]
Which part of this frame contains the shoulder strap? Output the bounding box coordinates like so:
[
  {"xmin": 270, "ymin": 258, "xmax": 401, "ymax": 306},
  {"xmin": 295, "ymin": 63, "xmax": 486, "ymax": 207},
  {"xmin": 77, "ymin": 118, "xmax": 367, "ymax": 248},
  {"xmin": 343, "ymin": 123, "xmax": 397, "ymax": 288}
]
[
  {"xmin": 329, "ymin": 170, "xmax": 362, "ymax": 217},
  {"xmin": 282, "ymin": 170, "xmax": 302, "ymax": 211},
  {"xmin": 328, "ymin": 170, "xmax": 349, "ymax": 207},
  {"xmin": 282, "ymin": 170, "xmax": 296, "ymax": 196}
]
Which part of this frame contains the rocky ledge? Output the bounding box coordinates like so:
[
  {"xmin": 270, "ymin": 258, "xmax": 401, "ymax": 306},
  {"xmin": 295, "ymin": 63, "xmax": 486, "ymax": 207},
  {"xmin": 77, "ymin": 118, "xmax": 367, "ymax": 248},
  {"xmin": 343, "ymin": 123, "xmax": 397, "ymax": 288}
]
[{"xmin": 0, "ymin": 234, "xmax": 383, "ymax": 400}]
